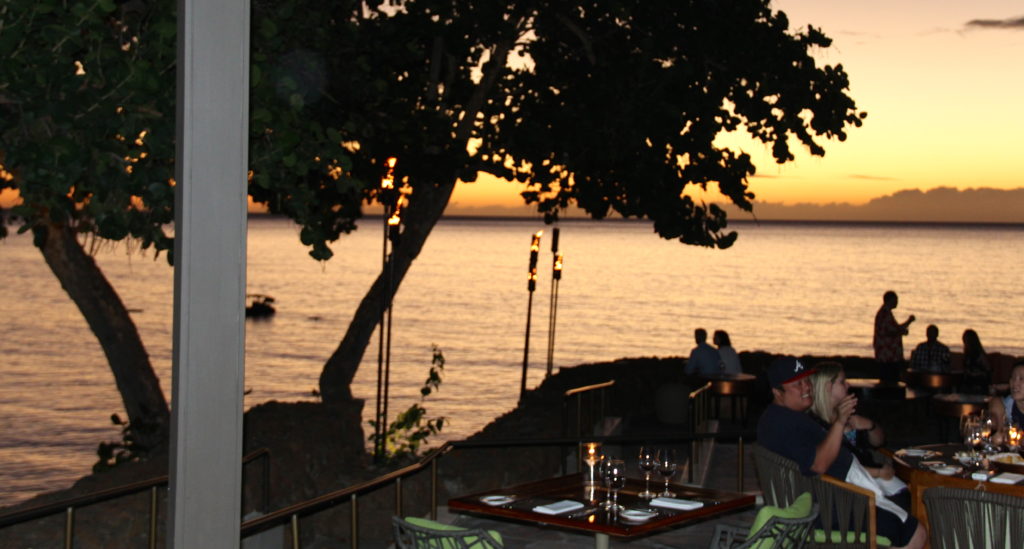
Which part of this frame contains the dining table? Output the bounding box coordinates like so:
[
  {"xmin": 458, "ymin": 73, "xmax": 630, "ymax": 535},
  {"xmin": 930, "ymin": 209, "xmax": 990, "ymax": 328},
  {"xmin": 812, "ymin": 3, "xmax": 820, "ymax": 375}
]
[
  {"xmin": 887, "ymin": 443, "xmax": 1024, "ymax": 526},
  {"xmin": 448, "ymin": 473, "xmax": 755, "ymax": 549}
]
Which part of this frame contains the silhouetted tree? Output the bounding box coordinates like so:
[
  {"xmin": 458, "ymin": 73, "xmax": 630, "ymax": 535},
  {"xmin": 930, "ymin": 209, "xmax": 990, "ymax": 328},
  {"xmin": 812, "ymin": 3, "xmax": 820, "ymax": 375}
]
[{"xmin": 246, "ymin": 0, "xmax": 865, "ymax": 405}]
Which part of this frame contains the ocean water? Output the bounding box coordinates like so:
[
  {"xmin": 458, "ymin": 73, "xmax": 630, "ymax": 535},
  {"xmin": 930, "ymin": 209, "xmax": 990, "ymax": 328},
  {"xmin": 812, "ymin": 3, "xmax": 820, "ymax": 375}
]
[{"xmin": 1, "ymin": 217, "xmax": 1022, "ymax": 506}]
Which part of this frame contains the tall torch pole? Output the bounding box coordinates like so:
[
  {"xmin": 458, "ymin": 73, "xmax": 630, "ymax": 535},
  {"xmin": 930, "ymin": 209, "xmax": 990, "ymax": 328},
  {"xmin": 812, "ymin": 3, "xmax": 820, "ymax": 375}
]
[
  {"xmin": 545, "ymin": 228, "xmax": 560, "ymax": 377},
  {"xmin": 374, "ymin": 156, "xmax": 397, "ymax": 462},
  {"xmin": 519, "ymin": 230, "xmax": 543, "ymax": 403}
]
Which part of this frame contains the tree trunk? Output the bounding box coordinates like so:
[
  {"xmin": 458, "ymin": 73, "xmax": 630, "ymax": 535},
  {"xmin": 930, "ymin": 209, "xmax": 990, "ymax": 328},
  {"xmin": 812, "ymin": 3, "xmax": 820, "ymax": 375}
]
[
  {"xmin": 318, "ymin": 179, "xmax": 456, "ymax": 404},
  {"xmin": 36, "ymin": 221, "xmax": 170, "ymax": 451}
]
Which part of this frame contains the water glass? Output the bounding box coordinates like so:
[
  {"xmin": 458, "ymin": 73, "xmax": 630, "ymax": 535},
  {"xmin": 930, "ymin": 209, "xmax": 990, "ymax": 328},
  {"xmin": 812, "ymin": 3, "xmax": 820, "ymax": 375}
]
[
  {"xmin": 598, "ymin": 455, "xmax": 616, "ymax": 509},
  {"xmin": 656, "ymin": 448, "xmax": 677, "ymax": 497},
  {"xmin": 607, "ymin": 459, "xmax": 626, "ymax": 512}
]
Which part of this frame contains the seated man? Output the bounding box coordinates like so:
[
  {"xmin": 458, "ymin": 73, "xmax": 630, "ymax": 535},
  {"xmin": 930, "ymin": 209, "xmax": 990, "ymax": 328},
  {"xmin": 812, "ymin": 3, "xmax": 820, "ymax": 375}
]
[
  {"xmin": 757, "ymin": 357, "xmax": 925, "ymax": 549},
  {"xmin": 909, "ymin": 324, "xmax": 951, "ymax": 373},
  {"xmin": 684, "ymin": 328, "xmax": 721, "ymax": 376}
]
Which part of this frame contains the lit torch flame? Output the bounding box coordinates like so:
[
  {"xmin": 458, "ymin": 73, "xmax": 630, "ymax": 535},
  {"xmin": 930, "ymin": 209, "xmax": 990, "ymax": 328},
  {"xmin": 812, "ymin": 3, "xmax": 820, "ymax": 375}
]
[{"xmin": 381, "ymin": 156, "xmax": 397, "ymax": 189}]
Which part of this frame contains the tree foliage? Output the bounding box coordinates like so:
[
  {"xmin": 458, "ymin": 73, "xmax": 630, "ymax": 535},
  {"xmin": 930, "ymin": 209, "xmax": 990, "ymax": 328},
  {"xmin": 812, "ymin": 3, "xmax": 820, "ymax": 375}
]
[{"xmin": 0, "ymin": 0, "xmax": 177, "ymax": 251}]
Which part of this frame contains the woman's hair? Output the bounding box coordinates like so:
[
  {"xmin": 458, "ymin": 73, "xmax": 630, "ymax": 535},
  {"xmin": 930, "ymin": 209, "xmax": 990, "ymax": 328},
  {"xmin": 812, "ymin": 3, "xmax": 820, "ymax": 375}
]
[
  {"xmin": 809, "ymin": 361, "xmax": 845, "ymax": 424},
  {"xmin": 963, "ymin": 329, "xmax": 986, "ymax": 359},
  {"xmin": 713, "ymin": 330, "xmax": 731, "ymax": 347}
]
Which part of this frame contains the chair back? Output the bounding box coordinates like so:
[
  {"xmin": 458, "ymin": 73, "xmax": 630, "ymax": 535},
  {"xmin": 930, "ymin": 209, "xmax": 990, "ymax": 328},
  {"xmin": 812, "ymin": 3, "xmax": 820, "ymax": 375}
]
[
  {"xmin": 752, "ymin": 445, "xmax": 879, "ymax": 548},
  {"xmin": 708, "ymin": 503, "xmax": 820, "ymax": 549},
  {"xmin": 752, "ymin": 445, "xmax": 812, "ymax": 508},
  {"xmin": 923, "ymin": 486, "xmax": 1024, "ymax": 549},
  {"xmin": 392, "ymin": 516, "xmax": 503, "ymax": 548}
]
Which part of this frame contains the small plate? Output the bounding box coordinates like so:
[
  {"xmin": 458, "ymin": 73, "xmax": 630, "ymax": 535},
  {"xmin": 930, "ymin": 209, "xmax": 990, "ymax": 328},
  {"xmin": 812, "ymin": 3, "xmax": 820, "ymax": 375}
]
[
  {"xmin": 933, "ymin": 465, "xmax": 961, "ymax": 476},
  {"xmin": 480, "ymin": 495, "xmax": 515, "ymax": 506},
  {"xmin": 619, "ymin": 508, "xmax": 657, "ymax": 522},
  {"xmin": 900, "ymin": 448, "xmax": 934, "ymax": 458}
]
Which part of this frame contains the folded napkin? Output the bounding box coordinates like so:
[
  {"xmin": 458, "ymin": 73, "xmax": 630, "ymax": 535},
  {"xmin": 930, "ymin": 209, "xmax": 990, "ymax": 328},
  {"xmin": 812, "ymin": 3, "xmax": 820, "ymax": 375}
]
[
  {"xmin": 532, "ymin": 500, "xmax": 584, "ymax": 515},
  {"xmin": 650, "ymin": 497, "xmax": 704, "ymax": 511},
  {"xmin": 990, "ymin": 472, "xmax": 1024, "ymax": 485}
]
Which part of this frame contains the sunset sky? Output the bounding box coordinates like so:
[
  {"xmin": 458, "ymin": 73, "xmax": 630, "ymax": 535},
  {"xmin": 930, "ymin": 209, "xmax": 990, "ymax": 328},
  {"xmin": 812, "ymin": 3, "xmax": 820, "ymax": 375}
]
[{"xmin": 450, "ymin": 0, "xmax": 1024, "ymax": 214}]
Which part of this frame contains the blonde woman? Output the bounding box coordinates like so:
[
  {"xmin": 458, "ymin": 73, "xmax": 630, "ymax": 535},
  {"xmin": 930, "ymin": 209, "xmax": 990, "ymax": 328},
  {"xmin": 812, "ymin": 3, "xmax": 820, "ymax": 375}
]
[{"xmin": 809, "ymin": 362, "xmax": 893, "ymax": 482}]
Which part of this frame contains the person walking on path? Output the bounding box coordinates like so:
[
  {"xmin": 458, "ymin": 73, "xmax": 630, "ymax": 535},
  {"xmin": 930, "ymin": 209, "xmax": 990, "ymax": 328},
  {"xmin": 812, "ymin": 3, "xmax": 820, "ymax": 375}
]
[{"xmin": 873, "ymin": 291, "xmax": 915, "ymax": 383}]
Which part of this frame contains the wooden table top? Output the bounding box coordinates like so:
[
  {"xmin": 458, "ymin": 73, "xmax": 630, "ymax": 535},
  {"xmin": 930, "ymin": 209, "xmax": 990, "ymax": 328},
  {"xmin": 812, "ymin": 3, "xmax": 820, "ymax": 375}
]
[
  {"xmin": 448, "ymin": 473, "xmax": 755, "ymax": 539},
  {"xmin": 886, "ymin": 443, "xmax": 1024, "ymax": 523},
  {"xmin": 699, "ymin": 373, "xmax": 757, "ymax": 396}
]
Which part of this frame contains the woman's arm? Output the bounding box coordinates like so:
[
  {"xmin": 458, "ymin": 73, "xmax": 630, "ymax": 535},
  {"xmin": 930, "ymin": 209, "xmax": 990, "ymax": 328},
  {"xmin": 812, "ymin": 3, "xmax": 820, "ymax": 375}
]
[
  {"xmin": 848, "ymin": 414, "xmax": 885, "ymax": 447},
  {"xmin": 813, "ymin": 394, "xmax": 857, "ymax": 474}
]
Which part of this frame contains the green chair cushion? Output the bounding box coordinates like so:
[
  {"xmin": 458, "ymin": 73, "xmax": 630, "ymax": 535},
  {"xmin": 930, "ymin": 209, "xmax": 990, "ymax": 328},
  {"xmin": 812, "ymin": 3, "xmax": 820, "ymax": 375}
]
[
  {"xmin": 812, "ymin": 528, "xmax": 891, "ymax": 546},
  {"xmin": 403, "ymin": 516, "xmax": 503, "ymax": 547},
  {"xmin": 747, "ymin": 492, "xmax": 813, "ymax": 549}
]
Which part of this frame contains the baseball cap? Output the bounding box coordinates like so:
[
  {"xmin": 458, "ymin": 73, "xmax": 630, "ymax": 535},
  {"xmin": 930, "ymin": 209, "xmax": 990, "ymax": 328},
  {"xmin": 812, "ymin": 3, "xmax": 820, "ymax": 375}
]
[{"xmin": 767, "ymin": 356, "xmax": 816, "ymax": 388}]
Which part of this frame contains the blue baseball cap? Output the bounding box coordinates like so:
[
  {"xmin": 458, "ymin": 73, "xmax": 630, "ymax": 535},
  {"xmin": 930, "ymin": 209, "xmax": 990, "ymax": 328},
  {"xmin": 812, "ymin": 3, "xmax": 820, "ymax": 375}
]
[{"xmin": 767, "ymin": 357, "xmax": 815, "ymax": 389}]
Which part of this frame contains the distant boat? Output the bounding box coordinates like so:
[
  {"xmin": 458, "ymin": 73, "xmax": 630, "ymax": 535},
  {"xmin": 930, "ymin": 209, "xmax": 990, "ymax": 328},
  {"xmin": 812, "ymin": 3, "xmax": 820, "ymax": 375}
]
[{"xmin": 245, "ymin": 294, "xmax": 276, "ymax": 318}]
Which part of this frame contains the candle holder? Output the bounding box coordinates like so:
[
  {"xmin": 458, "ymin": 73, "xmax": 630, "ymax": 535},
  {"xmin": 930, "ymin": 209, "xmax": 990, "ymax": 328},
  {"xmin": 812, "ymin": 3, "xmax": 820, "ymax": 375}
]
[
  {"xmin": 1008, "ymin": 425, "xmax": 1022, "ymax": 452},
  {"xmin": 582, "ymin": 442, "xmax": 600, "ymax": 485}
]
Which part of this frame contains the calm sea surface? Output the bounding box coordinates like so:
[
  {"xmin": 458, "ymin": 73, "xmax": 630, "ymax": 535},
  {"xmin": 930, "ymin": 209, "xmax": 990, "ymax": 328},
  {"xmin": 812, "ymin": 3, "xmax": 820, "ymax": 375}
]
[{"xmin": 2, "ymin": 217, "xmax": 1022, "ymax": 506}]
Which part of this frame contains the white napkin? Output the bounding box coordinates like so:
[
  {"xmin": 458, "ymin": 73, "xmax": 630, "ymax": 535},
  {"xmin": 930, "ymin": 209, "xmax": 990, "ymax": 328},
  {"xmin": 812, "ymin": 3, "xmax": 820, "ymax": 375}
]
[
  {"xmin": 650, "ymin": 497, "xmax": 704, "ymax": 511},
  {"xmin": 990, "ymin": 472, "xmax": 1024, "ymax": 485},
  {"xmin": 532, "ymin": 500, "xmax": 584, "ymax": 515}
]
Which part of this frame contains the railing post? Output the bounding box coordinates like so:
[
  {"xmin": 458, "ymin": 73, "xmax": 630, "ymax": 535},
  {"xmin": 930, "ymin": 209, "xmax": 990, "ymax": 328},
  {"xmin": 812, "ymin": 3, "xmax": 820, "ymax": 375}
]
[
  {"xmin": 263, "ymin": 451, "xmax": 271, "ymax": 513},
  {"xmin": 64, "ymin": 507, "xmax": 74, "ymax": 549},
  {"xmin": 395, "ymin": 477, "xmax": 403, "ymax": 517},
  {"xmin": 350, "ymin": 494, "xmax": 358, "ymax": 549},
  {"xmin": 737, "ymin": 436, "xmax": 744, "ymax": 493},
  {"xmin": 150, "ymin": 486, "xmax": 159, "ymax": 549},
  {"xmin": 431, "ymin": 459, "xmax": 438, "ymax": 520},
  {"xmin": 290, "ymin": 514, "xmax": 300, "ymax": 549}
]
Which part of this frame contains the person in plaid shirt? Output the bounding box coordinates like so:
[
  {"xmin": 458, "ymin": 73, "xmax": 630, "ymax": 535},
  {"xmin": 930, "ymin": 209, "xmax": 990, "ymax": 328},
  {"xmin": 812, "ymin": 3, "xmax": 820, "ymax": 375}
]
[{"xmin": 910, "ymin": 324, "xmax": 950, "ymax": 373}]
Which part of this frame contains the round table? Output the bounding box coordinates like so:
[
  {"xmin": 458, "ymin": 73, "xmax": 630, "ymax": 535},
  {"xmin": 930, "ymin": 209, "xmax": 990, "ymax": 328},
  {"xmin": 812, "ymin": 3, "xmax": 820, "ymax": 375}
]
[
  {"xmin": 700, "ymin": 373, "xmax": 756, "ymax": 424},
  {"xmin": 902, "ymin": 369, "xmax": 963, "ymax": 392},
  {"xmin": 847, "ymin": 378, "xmax": 913, "ymax": 400}
]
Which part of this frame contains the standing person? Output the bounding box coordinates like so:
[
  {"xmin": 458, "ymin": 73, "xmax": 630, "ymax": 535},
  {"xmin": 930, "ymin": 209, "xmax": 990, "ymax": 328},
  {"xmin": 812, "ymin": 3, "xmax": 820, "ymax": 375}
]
[
  {"xmin": 713, "ymin": 330, "xmax": 742, "ymax": 374},
  {"xmin": 757, "ymin": 357, "xmax": 925, "ymax": 549},
  {"xmin": 684, "ymin": 328, "xmax": 721, "ymax": 376},
  {"xmin": 909, "ymin": 324, "xmax": 951, "ymax": 373},
  {"xmin": 873, "ymin": 291, "xmax": 915, "ymax": 383},
  {"xmin": 961, "ymin": 329, "xmax": 991, "ymax": 394}
]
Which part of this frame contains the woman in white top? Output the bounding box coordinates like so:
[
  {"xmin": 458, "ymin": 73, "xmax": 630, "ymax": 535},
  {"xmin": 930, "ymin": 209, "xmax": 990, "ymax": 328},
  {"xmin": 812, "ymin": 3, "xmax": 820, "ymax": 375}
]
[
  {"xmin": 713, "ymin": 330, "xmax": 742, "ymax": 374},
  {"xmin": 990, "ymin": 361, "xmax": 1024, "ymax": 445}
]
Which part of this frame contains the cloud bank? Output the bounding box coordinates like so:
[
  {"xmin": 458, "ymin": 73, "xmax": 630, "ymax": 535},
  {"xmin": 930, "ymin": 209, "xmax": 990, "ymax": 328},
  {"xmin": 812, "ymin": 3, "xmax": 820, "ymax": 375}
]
[{"xmin": 965, "ymin": 16, "xmax": 1024, "ymax": 30}]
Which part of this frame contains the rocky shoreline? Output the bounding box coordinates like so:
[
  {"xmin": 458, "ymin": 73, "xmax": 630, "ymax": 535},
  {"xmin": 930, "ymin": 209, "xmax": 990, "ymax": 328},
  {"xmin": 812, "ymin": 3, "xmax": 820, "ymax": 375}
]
[{"xmin": 1, "ymin": 351, "xmax": 1015, "ymax": 547}]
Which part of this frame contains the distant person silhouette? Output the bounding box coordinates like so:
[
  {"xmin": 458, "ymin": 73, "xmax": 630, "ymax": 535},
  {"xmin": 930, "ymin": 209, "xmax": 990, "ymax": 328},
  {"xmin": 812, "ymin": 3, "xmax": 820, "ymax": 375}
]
[
  {"xmin": 713, "ymin": 330, "xmax": 742, "ymax": 374},
  {"xmin": 909, "ymin": 324, "xmax": 950, "ymax": 373},
  {"xmin": 873, "ymin": 291, "xmax": 915, "ymax": 383},
  {"xmin": 961, "ymin": 328, "xmax": 991, "ymax": 394},
  {"xmin": 685, "ymin": 328, "xmax": 721, "ymax": 376}
]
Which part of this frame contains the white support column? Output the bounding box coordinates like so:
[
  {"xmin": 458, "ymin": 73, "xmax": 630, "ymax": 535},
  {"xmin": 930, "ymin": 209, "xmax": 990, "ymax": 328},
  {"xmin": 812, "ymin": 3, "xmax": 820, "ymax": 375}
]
[{"xmin": 170, "ymin": 0, "xmax": 250, "ymax": 547}]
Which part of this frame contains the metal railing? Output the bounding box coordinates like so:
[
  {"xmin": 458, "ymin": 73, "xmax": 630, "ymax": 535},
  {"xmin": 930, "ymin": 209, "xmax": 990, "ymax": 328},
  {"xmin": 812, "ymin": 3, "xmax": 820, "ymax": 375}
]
[
  {"xmin": 0, "ymin": 448, "xmax": 271, "ymax": 549},
  {"xmin": 2, "ymin": 433, "xmax": 754, "ymax": 549}
]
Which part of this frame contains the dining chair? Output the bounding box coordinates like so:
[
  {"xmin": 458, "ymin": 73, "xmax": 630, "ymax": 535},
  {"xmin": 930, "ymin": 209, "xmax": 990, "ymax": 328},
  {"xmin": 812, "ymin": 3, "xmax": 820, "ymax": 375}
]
[
  {"xmin": 752, "ymin": 445, "xmax": 889, "ymax": 548},
  {"xmin": 707, "ymin": 493, "xmax": 819, "ymax": 549},
  {"xmin": 922, "ymin": 486, "xmax": 1024, "ymax": 549},
  {"xmin": 391, "ymin": 516, "xmax": 504, "ymax": 548}
]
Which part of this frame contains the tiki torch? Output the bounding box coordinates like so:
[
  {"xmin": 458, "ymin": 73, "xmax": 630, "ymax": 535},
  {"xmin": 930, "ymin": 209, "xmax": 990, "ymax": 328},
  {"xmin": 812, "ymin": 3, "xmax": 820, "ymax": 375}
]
[
  {"xmin": 519, "ymin": 230, "xmax": 543, "ymax": 403},
  {"xmin": 375, "ymin": 156, "xmax": 398, "ymax": 461},
  {"xmin": 546, "ymin": 249, "xmax": 563, "ymax": 378}
]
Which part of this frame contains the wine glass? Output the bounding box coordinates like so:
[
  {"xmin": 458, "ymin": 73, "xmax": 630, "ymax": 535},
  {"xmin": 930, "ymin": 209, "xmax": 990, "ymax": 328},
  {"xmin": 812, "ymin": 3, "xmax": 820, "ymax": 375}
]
[
  {"xmin": 607, "ymin": 459, "xmax": 627, "ymax": 512},
  {"xmin": 598, "ymin": 455, "xmax": 616, "ymax": 509},
  {"xmin": 656, "ymin": 448, "xmax": 677, "ymax": 497},
  {"xmin": 980, "ymin": 414, "xmax": 995, "ymax": 453},
  {"xmin": 637, "ymin": 446, "xmax": 656, "ymax": 499}
]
